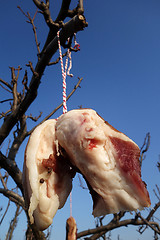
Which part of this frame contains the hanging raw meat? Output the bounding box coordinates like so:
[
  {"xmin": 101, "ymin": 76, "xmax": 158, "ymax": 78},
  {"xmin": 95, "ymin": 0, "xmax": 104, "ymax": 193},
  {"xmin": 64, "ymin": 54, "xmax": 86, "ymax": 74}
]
[
  {"xmin": 55, "ymin": 109, "xmax": 151, "ymax": 217},
  {"xmin": 66, "ymin": 217, "xmax": 77, "ymax": 240},
  {"xmin": 23, "ymin": 119, "xmax": 74, "ymax": 230}
]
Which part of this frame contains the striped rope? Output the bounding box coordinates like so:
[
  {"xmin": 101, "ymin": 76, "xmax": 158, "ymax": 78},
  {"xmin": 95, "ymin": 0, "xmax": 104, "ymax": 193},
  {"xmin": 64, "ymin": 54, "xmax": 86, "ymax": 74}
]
[
  {"xmin": 57, "ymin": 31, "xmax": 73, "ymax": 217},
  {"xmin": 57, "ymin": 31, "xmax": 68, "ymax": 114}
]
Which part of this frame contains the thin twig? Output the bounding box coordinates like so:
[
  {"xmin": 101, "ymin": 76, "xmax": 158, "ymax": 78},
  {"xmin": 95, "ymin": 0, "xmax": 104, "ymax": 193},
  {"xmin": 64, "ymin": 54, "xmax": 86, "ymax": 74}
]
[
  {"xmin": 0, "ymin": 99, "xmax": 13, "ymax": 104},
  {"xmin": 48, "ymin": 47, "xmax": 79, "ymax": 66},
  {"xmin": 77, "ymin": 218, "xmax": 160, "ymax": 239},
  {"xmin": 5, "ymin": 205, "xmax": 21, "ymax": 240},
  {"xmin": 18, "ymin": 6, "xmax": 41, "ymax": 55},
  {"xmin": 0, "ymin": 170, "xmax": 7, "ymax": 189},
  {"xmin": 10, "ymin": 66, "xmax": 22, "ymax": 111},
  {"xmin": 137, "ymin": 213, "xmax": 160, "ymax": 234},
  {"xmin": 0, "ymin": 188, "xmax": 25, "ymax": 209},
  {"xmin": 26, "ymin": 61, "xmax": 39, "ymax": 78},
  {"xmin": 48, "ymin": 51, "xmax": 68, "ymax": 65},
  {"xmin": 33, "ymin": 0, "xmax": 58, "ymax": 29},
  {"xmin": 153, "ymin": 185, "xmax": 160, "ymax": 201},
  {"xmin": 22, "ymin": 70, "xmax": 29, "ymax": 99},
  {"xmin": 0, "ymin": 78, "xmax": 12, "ymax": 91},
  {"xmin": 27, "ymin": 77, "xmax": 83, "ymax": 135},
  {"xmin": 0, "ymin": 200, "xmax": 10, "ymax": 225},
  {"xmin": 146, "ymin": 201, "xmax": 160, "ymax": 222},
  {"xmin": 26, "ymin": 112, "xmax": 42, "ymax": 122},
  {"xmin": 140, "ymin": 132, "xmax": 150, "ymax": 166},
  {"xmin": 0, "ymin": 110, "xmax": 11, "ymax": 119},
  {"xmin": 28, "ymin": 10, "xmax": 41, "ymax": 55}
]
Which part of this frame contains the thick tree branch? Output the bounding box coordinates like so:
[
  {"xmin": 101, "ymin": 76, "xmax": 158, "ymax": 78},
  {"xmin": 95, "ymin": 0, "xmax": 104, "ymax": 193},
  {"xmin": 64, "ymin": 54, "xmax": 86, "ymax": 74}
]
[
  {"xmin": 0, "ymin": 152, "xmax": 23, "ymax": 192},
  {"xmin": 56, "ymin": 0, "xmax": 72, "ymax": 22},
  {"xmin": 33, "ymin": 0, "xmax": 59, "ymax": 30},
  {"xmin": 41, "ymin": 0, "xmax": 86, "ymax": 53},
  {"xmin": 32, "ymin": 0, "xmax": 42, "ymax": 10},
  {"xmin": 67, "ymin": 0, "xmax": 84, "ymax": 18},
  {"xmin": 8, "ymin": 115, "xmax": 27, "ymax": 161}
]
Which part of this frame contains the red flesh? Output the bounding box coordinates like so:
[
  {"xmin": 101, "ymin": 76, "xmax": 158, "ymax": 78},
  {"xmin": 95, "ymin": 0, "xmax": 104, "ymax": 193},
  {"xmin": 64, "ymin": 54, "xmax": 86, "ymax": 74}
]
[{"xmin": 109, "ymin": 136, "xmax": 151, "ymax": 204}]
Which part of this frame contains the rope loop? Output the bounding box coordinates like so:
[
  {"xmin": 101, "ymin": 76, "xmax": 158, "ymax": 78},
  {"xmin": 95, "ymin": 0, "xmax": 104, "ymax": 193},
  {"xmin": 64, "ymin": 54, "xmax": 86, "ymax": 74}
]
[
  {"xmin": 57, "ymin": 31, "xmax": 73, "ymax": 114},
  {"xmin": 57, "ymin": 31, "xmax": 80, "ymax": 217}
]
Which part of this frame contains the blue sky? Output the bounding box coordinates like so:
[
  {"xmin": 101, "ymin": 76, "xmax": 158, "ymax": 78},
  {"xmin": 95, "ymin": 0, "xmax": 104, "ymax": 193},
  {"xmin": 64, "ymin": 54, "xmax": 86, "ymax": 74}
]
[{"xmin": 0, "ymin": 0, "xmax": 160, "ymax": 239}]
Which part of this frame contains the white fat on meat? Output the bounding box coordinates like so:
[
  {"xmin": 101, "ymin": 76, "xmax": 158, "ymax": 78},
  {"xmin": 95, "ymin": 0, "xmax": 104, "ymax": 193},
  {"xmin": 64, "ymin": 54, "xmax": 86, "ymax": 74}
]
[
  {"xmin": 55, "ymin": 109, "xmax": 151, "ymax": 217},
  {"xmin": 23, "ymin": 119, "xmax": 73, "ymax": 230}
]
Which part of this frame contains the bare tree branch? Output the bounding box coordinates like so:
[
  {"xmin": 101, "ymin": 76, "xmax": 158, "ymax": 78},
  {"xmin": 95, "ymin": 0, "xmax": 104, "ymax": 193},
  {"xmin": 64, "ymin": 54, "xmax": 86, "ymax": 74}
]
[
  {"xmin": 22, "ymin": 70, "xmax": 29, "ymax": 99},
  {"xmin": 0, "ymin": 199, "xmax": 10, "ymax": 225},
  {"xmin": 48, "ymin": 51, "xmax": 68, "ymax": 65},
  {"xmin": 0, "ymin": 99, "xmax": 13, "ymax": 104},
  {"xmin": 157, "ymin": 155, "xmax": 160, "ymax": 172},
  {"xmin": 56, "ymin": 0, "xmax": 72, "ymax": 23},
  {"xmin": 18, "ymin": 6, "xmax": 41, "ymax": 56},
  {"xmin": 137, "ymin": 212, "xmax": 160, "ymax": 235},
  {"xmin": 0, "ymin": 152, "xmax": 23, "ymax": 192},
  {"xmin": 0, "ymin": 14, "xmax": 87, "ymax": 146},
  {"xmin": 67, "ymin": 0, "xmax": 84, "ymax": 18},
  {"xmin": 0, "ymin": 169, "xmax": 7, "ymax": 189},
  {"xmin": 140, "ymin": 132, "xmax": 150, "ymax": 166},
  {"xmin": 26, "ymin": 112, "xmax": 42, "ymax": 122},
  {"xmin": 5, "ymin": 205, "xmax": 21, "ymax": 240},
  {"xmin": 48, "ymin": 45, "xmax": 79, "ymax": 66},
  {"xmin": 8, "ymin": 115, "xmax": 27, "ymax": 161},
  {"xmin": 0, "ymin": 78, "xmax": 12, "ymax": 92},
  {"xmin": 153, "ymin": 185, "xmax": 160, "ymax": 202},
  {"xmin": 33, "ymin": 0, "xmax": 59, "ymax": 30},
  {"xmin": 146, "ymin": 201, "xmax": 160, "ymax": 222},
  {"xmin": 77, "ymin": 218, "xmax": 160, "ymax": 239},
  {"xmin": 0, "ymin": 110, "xmax": 11, "ymax": 120},
  {"xmin": 10, "ymin": 66, "xmax": 22, "ymax": 111},
  {"xmin": 0, "ymin": 188, "xmax": 25, "ymax": 208},
  {"xmin": 77, "ymin": 211, "xmax": 160, "ymax": 239}
]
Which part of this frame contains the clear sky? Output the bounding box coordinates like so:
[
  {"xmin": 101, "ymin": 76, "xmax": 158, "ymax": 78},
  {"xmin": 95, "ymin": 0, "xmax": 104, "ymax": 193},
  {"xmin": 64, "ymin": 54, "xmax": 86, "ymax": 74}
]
[{"xmin": 0, "ymin": 0, "xmax": 160, "ymax": 239}]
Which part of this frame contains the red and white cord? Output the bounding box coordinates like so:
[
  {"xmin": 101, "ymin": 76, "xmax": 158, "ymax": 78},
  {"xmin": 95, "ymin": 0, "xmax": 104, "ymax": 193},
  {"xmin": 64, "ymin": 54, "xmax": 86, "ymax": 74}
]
[{"xmin": 57, "ymin": 31, "xmax": 73, "ymax": 114}]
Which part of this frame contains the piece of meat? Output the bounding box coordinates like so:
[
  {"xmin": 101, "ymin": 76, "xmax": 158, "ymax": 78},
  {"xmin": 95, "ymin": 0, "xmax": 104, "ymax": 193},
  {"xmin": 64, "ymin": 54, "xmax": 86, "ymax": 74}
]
[
  {"xmin": 55, "ymin": 109, "xmax": 151, "ymax": 217},
  {"xmin": 66, "ymin": 217, "xmax": 77, "ymax": 240},
  {"xmin": 23, "ymin": 119, "xmax": 74, "ymax": 230}
]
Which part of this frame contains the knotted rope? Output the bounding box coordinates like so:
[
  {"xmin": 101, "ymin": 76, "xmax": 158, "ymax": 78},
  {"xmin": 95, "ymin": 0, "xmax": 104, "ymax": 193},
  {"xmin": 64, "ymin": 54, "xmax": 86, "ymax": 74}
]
[{"xmin": 57, "ymin": 31, "xmax": 73, "ymax": 114}]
